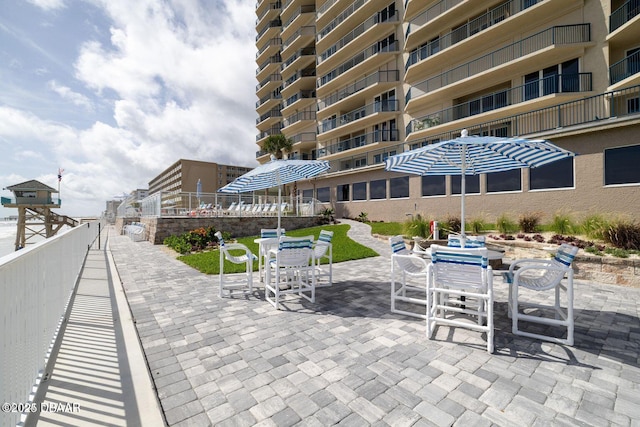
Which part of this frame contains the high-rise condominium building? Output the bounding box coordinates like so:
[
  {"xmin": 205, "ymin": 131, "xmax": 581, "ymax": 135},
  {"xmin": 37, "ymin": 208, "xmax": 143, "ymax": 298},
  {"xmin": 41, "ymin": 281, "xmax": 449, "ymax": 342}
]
[{"xmin": 255, "ymin": 0, "xmax": 640, "ymax": 222}]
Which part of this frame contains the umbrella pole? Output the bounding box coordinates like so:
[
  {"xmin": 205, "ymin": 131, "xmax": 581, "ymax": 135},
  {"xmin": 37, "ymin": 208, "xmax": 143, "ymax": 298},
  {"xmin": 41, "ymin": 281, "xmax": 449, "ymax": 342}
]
[
  {"xmin": 461, "ymin": 145, "xmax": 466, "ymax": 247},
  {"xmin": 277, "ymin": 185, "xmax": 282, "ymax": 237}
]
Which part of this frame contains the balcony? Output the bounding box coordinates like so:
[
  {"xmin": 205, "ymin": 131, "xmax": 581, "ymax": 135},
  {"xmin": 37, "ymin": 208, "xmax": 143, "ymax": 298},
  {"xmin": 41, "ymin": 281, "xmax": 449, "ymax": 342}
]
[
  {"xmin": 256, "ymin": 73, "xmax": 282, "ymax": 97},
  {"xmin": 318, "ymin": 69, "xmax": 399, "ymax": 111},
  {"xmin": 281, "ymin": 46, "xmax": 316, "ymax": 77},
  {"xmin": 609, "ymin": 50, "xmax": 640, "ymax": 87},
  {"xmin": 256, "ymin": 37, "xmax": 281, "ymax": 64},
  {"xmin": 256, "ymin": 18, "xmax": 281, "ymax": 45},
  {"xmin": 405, "ymin": 84, "xmax": 640, "ymax": 148},
  {"xmin": 283, "ymin": 109, "xmax": 316, "ymax": 128},
  {"xmin": 610, "ymin": 0, "xmax": 640, "ymax": 33},
  {"xmin": 317, "ymin": 8, "xmax": 398, "ymax": 71},
  {"xmin": 282, "ymin": 4, "xmax": 315, "ymax": 39},
  {"xmin": 318, "ymin": 99, "xmax": 399, "ymax": 136},
  {"xmin": 255, "ymin": 89, "xmax": 282, "ymax": 111},
  {"xmin": 406, "ymin": 73, "xmax": 593, "ymax": 136},
  {"xmin": 256, "ymin": 1, "xmax": 281, "ymax": 30},
  {"xmin": 319, "ymin": 129, "xmax": 399, "ymax": 158},
  {"xmin": 256, "ymin": 107, "xmax": 282, "ymax": 126},
  {"xmin": 317, "ymin": 39, "xmax": 400, "ymax": 91},
  {"xmin": 283, "ymin": 89, "xmax": 316, "ymax": 109},
  {"xmin": 256, "ymin": 53, "xmax": 282, "ymax": 81},
  {"xmin": 282, "ymin": 25, "xmax": 315, "ymax": 54},
  {"xmin": 405, "ymin": 24, "xmax": 591, "ymax": 112},
  {"xmin": 256, "ymin": 125, "xmax": 283, "ymax": 143},
  {"xmin": 403, "ymin": 0, "xmax": 463, "ymax": 23},
  {"xmin": 256, "ymin": 0, "xmax": 281, "ymax": 21},
  {"xmin": 406, "ymin": 0, "xmax": 538, "ymax": 69},
  {"xmin": 282, "ymin": 68, "xmax": 316, "ymax": 98}
]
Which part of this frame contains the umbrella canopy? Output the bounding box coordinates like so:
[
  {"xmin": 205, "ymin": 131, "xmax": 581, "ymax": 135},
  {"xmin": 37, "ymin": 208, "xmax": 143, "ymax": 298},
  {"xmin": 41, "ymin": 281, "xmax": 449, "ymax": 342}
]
[
  {"xmin": 385, "ymin": 129, "xmax": 575, "ymax": 241},
  {"xmin": 218, "ymin": 156, "xmax": 331, "ymax": 232},
  {"xmin": 196, "ymin": 179, "xmax": 202, "ymax": 201}
]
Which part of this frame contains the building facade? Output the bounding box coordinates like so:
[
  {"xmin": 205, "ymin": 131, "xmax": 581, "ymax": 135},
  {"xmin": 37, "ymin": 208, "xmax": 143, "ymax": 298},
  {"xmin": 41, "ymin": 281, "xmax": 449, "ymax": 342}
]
[
  {"xmin": 148, "ymin": 159, "xmax": 253, "ymax": 207},
  {"xmin": 255, "ymin": 0, "xmax": 640, "ymax": 223}
]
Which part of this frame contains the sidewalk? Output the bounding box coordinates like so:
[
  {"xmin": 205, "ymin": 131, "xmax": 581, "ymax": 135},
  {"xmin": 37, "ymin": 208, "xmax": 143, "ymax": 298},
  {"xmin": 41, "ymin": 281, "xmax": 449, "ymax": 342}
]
[
  {"xmin": 32, "ymin": 220, "xmax": 640, "ymax": 426},
  {"xmin": 27, "ymin": 226, "xmax": 164, "ymax": 426}
]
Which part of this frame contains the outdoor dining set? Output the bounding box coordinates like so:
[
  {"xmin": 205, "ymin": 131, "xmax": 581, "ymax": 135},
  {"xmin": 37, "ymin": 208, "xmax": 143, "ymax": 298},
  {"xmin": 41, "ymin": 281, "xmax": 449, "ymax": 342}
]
[{"xmin": 215, "ymin": 225, "xmax": 578, "ymax": 355}]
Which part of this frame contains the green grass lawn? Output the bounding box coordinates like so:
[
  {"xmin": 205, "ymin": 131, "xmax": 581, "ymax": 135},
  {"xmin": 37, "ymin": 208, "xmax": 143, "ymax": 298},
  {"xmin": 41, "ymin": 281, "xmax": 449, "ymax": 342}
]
[
  {"xmin": 178, "ymin": 223, "xmax": 379, "ymax": 274},
  {"xmin": 368, "ymin": 221, "xmax": 403, "ymax": 237}
]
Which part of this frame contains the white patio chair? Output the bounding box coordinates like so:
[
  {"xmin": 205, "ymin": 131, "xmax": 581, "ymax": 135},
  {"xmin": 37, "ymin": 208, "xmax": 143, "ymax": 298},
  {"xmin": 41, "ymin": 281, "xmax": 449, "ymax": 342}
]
[
  {"xmin": 507, "ymin": 243, "xmax": 579, "ymax": 346},
  {"xmin": 265, "ymin": 236, "xmax": 315, "ymax": 309},
  {"xmin": 215, "ymin": 231, "xmax": 257, "ymax": 298},
  {"xmin": 313, "ymin": 230, "xmax": 333, "ymax": 287},
  {"xmin": 257, "ymin": 228, "xmax": 285, "ymax": 281},
  {"xmin": 389, "ymin": 235, "xmax": 430, "ymax": 319},
  {"xmin": 224, "ymin": 202, "xmax": 237, "ymax": 215},
  {"xmin": 427, "ymin": 244, "xmax": 493, "ymax": 353}
]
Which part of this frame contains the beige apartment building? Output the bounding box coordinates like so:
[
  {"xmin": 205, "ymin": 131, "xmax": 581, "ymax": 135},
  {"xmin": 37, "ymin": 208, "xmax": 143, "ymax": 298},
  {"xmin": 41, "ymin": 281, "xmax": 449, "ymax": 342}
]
[
  {"xmin": 148, "ymin": 159, "xmax": 253, "ymax": 208},
  {"xmin": 255, "ymin": 0, "xmax": 640, "ymax": 223}
]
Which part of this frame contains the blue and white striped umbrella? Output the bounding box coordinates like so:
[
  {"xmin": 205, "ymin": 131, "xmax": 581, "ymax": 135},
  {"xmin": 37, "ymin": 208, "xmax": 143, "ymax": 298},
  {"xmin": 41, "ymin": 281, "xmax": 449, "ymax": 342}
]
[
  {"xmin": 385, "ymin": 129, "xmax": 575, "ymax": 238},
  {"xmin": 218, "ymin": 156, "xmax": 330, "ymax": 231}
]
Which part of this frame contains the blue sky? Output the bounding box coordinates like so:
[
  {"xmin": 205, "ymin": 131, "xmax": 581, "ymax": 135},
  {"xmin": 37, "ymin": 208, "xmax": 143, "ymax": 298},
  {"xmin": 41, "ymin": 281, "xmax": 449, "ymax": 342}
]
[{"xmin": 0, "ymin": 0, "xmax": 258, "ymax": 218}]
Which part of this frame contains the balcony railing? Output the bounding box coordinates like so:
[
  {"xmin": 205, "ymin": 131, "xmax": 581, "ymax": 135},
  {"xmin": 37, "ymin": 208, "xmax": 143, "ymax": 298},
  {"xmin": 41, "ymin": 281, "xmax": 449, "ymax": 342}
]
[
  {"xmin": 318, "ymin": 70, "xmax": 400, "ymax": 110},
  {"xmin": 256, "ymin": 1, "xmax": 281, "ymax": 23},
  {"xmin": 320, "ymin": 129, "xmax": 399, "ymax": 156},
  {"xmin": 284, "ymin": 89, "xmax": 315, "ymax": 107},
  {"xmin": 609, "ymin": 50, "xmax": 640, "ymax": 85},
  {"xmin": 406, "ymin": 73, "xmax": 593, "ymax": 135},
  {"xmin": 283, "ymin": 109, "xmax": 316, "ymax": 127},
  {"xmin": 319, "ymin": 99, "xmax": 399, "ymax": 133},
  {"xmin": 256, "ymin": 53, "xmax": 282, "ymax": 75},
  {"xmin": 284, "ymin": 68, "xmax": 316, "ymax": 88},
  {"xmin": 256, "ymin": 73, "xmax": 282, "ymax": 91},
  {"xmin": 256, "ymin": 90, "xmax": 282, "ymax": 108},
  {"xmin": 256, "ymin": 37, "xmax": 282, "ymax": 58},
  {"xmin": 257, "ymin": 108, "xmax": 282, "ymax": 124},
  {"xmin": 316, "ymin": 0, "xmax": 338, "ymax": 18},
  {"xmin": 406, "ymin": 0, "xmax": 538, "ymax": 69},
  {"xmin": 282, "ymin": 25, "xmax": 315, "ymax": 50},
  {"xmin": 318, "ymin": 40, "xmax": 400, "ymax": 88},
  {"xmin": 256, "ymin": 18, "xmax": 281, "ymax": 41},
  {"xmin": 320, "ymin": 84, "xmax": 640, "ymax": 174},
  {"xmin": 318, "ymin": 8, "xmax": 398, "ymax": 65},
  {"xmin": 256, "ymin": 124, "xmax": 283, "ymax": 141},
  {"xmin": 404, "ymin": 0, "xmax": 463, "ymax": 32},
  {"xmin": 406, "ymin": 24, "xmax": 591, "ymax": 103},
  {"xmin": 318, "ymin": 0, "xmax": 366, "ymax": 41},
  {"xmin": 282, "ymin": 46, "xmax": 316, "ymax": 70},
  {"xmin": 290, "ymin": 131, "xmax": 317, "ymax": 144},
  {"xmin": 283, "ymin": 4, "xmax": 315, "ymax": 30},
  {"xmin": 610, "ymin": 0, "xmax": 640, "ymax": 32}
]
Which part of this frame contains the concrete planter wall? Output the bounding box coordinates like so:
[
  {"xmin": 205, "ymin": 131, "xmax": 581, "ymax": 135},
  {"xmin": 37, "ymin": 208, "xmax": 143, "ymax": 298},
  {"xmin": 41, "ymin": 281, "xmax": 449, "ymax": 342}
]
[{"xmin": 118, "ymin": 216, "xmax": 323, "ymax": 244}]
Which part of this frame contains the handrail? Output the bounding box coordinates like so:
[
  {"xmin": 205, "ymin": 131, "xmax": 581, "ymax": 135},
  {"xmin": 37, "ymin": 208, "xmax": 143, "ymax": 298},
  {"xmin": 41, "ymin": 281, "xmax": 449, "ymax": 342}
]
[
  {"xmin": 609, "ymin": 49, "xmax": 640, "ymax": 85},
  {"xmin": 318, "ymin": 70, "xmax": 399, "ymax": 110},
  {"xmin": 319, "ymin": 99, "xmax": 399, "ymax": 133},
  {"xmin": 406, "ymin": 73, "xmax": 593, "ymax": 135},
  {"xmin": 407, "ymin": 24, "xmax": 591, "ymax": 103},
  {"xmin": 610, "ymin": 0, "xmax": 640, "ymax": 32}
]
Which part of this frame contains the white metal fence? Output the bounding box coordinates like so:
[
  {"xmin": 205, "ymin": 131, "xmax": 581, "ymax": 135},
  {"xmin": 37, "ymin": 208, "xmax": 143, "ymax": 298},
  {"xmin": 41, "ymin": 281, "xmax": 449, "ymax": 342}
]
[{"xmin": 0, "ymin": 220, "xmax": 103, "ymax": 426}]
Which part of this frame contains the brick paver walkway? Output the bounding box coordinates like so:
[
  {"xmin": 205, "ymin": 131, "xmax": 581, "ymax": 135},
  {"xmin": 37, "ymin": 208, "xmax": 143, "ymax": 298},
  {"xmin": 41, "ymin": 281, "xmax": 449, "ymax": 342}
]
[{"xmin": 109, "ymin": 219, "xmax": 640, "ymax": 426}]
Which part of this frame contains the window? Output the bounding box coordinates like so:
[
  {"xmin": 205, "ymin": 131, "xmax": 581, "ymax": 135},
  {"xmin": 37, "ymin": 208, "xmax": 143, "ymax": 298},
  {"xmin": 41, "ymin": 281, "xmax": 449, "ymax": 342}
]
[
  {"xmin": 628, "ymin": 97, "xmax": 640, "ymax": 113},
  {"xmin": 530, "ymin": 157, "xmax": 574, "ymax": 190},
  {"xmin": 302, "ymin": 189, "xmax": 313, "ymax": 200},
  {"xmin": 451, "ymin": 175, "xmax": 480, "ymax": 194},
  {"xmin": 370, "ymin": 179, "xmax": 387, "ymax": 199},
  {"xmin": 486, "ymin": 169, "xmax": 521, "ymax": 193},
  {"xmin": 605, "ymin": 145, "xmax": 640, "ymax": 185},
  {"xmin": 337, "ymin": 184, "xmax": 349, "ymax": 202},
  {"xmin": 390, "ymin": 176, "xmax": 409, "ymax": 198},
  {"xmin": 421, "ymin": 175, "xmax": 446, "ymax": 196},
  {"xmin": 317, "ymin": 186, "xmax": 330, "ymax": 202},
  {"xmin": 353, "ymin": 182, "xmax": 367, "ymax": 200}
]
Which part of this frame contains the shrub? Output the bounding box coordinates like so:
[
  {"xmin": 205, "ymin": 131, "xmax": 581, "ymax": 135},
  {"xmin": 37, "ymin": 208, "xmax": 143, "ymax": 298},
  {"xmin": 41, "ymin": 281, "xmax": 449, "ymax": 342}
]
[
  {"xmin": 164, "ymin": 225, "xmax": 219, "ymax": 254},
  {"xmin": 357, "ymin": 212, "xmax": 369, "ymax": 222},
  {"xmin": 580, "ymin": 214, "xmax": 610, "ymax": 240},
  {"xmin": 519, "ymin": 212, "xmax": 542, "ymax": 233},
  {"xmin": 404, "ymin": 214, "xmax": 430, "ymax": 238},
  {"xmin": 496, "ymin": 214, "xmax": 518, "ymax": 234},
  {"xmin": 604, "ymin": 221, "xmax": 640, "ymax": 250},
  {"xmin": 441, "ymin": 215, "xmax": 461, "ymax": 236},
  {"xmin": 469, "ymin": 216, "xmax": 488, "ymax": 234},
  {"xmin": 550, "ymin": 212, "xmax": 576, "ymax": 235}
]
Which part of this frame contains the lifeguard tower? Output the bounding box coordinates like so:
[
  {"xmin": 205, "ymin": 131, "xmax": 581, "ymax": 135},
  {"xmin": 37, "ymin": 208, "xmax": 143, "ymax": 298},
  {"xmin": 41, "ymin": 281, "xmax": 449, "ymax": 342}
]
[{"xmin": 1, "ymin": 180, "xmax": 78, "ymax": 251}]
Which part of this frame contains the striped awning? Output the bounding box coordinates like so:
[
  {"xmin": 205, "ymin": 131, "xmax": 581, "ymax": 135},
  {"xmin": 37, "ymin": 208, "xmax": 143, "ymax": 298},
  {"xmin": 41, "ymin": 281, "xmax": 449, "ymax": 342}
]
[
  {"xmin": 385, "ymin": 130, "xmax": 575, "ymax": 176},
  {"xmin": 218, "ymin": 158, "xmax": 331, "ymax": 193}
]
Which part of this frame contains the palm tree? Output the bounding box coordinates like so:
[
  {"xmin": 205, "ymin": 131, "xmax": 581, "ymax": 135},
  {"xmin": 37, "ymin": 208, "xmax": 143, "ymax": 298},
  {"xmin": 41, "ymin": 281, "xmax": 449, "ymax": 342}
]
[{"xmin": 263, "ymin": 134, "xmax": 293, "ymax": 159}]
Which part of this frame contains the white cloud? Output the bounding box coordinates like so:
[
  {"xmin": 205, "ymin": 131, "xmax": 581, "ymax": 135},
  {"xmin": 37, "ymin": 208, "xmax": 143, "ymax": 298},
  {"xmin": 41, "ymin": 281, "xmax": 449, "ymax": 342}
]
[
  {"xmin": 48, "ymin": 80, "xmax": 94, "ymax": 111},
  {"xmin": 1, "ymin": 0, "xmax": 259, "ymax": 217},
  {"xmin": 25, "ymin": 0, "xmax": 66, "ymax": 11}
]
